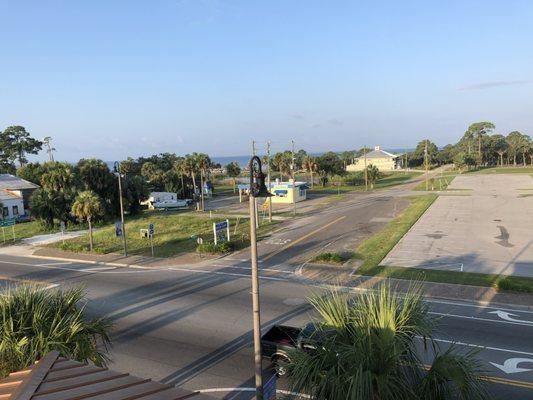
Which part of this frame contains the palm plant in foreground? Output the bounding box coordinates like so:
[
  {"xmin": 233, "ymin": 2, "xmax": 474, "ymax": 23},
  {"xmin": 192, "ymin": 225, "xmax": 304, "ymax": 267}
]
[
  {"xmin": 0, "ymin": 285, "xmax": 111, "ymax": 378},
  {"xmin": 285, "ymin": 284, "xmax": 489, "ymax": 400}
]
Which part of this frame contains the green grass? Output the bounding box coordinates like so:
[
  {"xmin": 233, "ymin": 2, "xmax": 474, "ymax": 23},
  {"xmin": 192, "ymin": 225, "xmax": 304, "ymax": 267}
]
[
  {"xmin": 0, "ymin": 220, "xmax": 87, "ymax": 246},
  {"xmin": 312, "ymin": 251, "xmax": 355, "ymax": 265},
  {"xmin": 309, "ymin": 171, "xmax": 422, "ymax": 194},
  {"xmin": 470, "ymin": 166, "xmax": 533, "ymax": 174},
  {"xmin": 53, "ymin": 210, "xmax": 276, "ymax": 257},
  {"xmin": 413, "ymin": 173, "xmax": 459, "ymax": 191},
  {"xmin": 355, "ymin": 194, "xmax": 533, "ymax": 293}
]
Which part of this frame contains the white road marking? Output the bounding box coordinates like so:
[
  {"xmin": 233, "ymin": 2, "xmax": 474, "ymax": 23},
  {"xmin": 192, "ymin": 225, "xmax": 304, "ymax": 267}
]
[
  {"xmin": 488, "ymin": 310, "xmax": 533, "ymax": 325},
  {"xmin": 429, "ymin": 311, "xmax": 533, "ymax": 328},
  {"xmin": 166, "ymin": 266, "xmax": 287, "ymax": 281},
  {"xmin": 428, "ymin": 337, "xmax": 533, "ymax": 357},
  {"xmin": 0, "ymin": 260, "xmax": 162, "ymax": 274},
  {"xmin": 490, "ymin": 358, "xmax": 533, "ymax": 374},
  {"xmin": 196, "ymin": 387, "xmax": 310, "ymax": 398}
]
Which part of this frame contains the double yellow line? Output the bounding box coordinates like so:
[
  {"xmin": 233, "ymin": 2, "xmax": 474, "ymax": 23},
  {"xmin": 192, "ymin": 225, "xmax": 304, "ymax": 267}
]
[
  {"xmin": 262, "ymin": 216, "xmax": 347, "ymax": 262},
  {"xmin": 481, "ymin": 375, "xmax": 533, "ymax": 389}
]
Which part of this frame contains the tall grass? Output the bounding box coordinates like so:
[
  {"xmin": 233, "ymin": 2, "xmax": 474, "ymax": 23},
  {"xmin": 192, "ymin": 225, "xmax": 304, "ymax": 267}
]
[{"xmin": 0, "ymin": 285, "xmax": 112, "ymax": 378}]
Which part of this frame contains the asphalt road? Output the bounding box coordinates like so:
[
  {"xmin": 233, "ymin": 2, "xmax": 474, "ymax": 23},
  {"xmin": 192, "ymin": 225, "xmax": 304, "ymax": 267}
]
[{"xmin": 0, "ymin": 254, "xmax": 532, "ymax": 399}]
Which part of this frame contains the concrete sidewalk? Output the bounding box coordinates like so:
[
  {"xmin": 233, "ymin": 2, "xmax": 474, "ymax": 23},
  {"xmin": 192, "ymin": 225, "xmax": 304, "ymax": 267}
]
[{"xmin": 300, "ymin": 263, "xmax": 533, "ymax": 310}]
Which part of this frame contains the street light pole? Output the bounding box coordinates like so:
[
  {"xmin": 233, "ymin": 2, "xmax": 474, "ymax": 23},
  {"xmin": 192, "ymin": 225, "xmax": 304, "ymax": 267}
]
[
  {"xmin": 364, "ymin": 146, "xmax": 368, "ymax": 191},
  {"xmin": 114, "ymin": 162, "xmax": 127, "ymax": 257},
  {"xmin": 248, "ymin": 155, "xmax": 271, "ymax": 400},
  {"xmin": 267, "ymin": 140, "xmax": 272, "ymax": 223}
]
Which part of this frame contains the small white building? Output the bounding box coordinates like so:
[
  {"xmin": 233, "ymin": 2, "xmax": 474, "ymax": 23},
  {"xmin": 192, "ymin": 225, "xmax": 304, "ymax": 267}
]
[
  {"xmin": 0, "ymin": 191, "xmax": 24, "ymax": 219},
  {"xmin": 346, "ymin": 146, "xmax": 403, "ymax": 172},
  {"xmin": 0, "ymin": 174, "xmax": 39, "ymax": 219}
]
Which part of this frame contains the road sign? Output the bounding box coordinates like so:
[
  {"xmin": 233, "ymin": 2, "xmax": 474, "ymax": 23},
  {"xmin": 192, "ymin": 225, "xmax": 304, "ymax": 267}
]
[
  {"xmin": 264, "ymin": 374, "xmax": 277, "ymax": 400},
  {"xmin": 115, "ymin": 221, "xmax": 123, "ymax": 237},
  {"xmin": 213, "ymin": 219, "xmax": 230, "ymax": 245},
  {"xmin": 60, "ymin": 221, "xmax": 66, "ymax": 233},
  {"xmin": 148, "ymin": 223, "xmax": 154, "ymax": 236},
  {"xmin": 0, "ymin": 218, "xmax": 16, "ymax": 227}
]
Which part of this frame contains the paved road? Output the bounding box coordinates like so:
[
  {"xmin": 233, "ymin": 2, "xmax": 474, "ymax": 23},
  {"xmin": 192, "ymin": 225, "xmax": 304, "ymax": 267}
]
[{"xmin": 0, "ymin": 254, "xmax": 532, "ymax": 399}]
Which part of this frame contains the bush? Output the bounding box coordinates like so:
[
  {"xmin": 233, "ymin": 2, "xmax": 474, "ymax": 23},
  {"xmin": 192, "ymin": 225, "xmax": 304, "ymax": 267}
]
[
  {"xmin": 0, "ymin": 285, "xmax": 112, "ymax": 378},
  {"xmin": 342, "ymin": 172, "xmax": 365, "ymax": 186},
  {"xmin": 196, "ymin": 240, "xmax": 235, "ymax": 254},
  {"xmin": 312, "ymin": 251, "xmax": 353, "ymax": 265},
  {"xmin": 497, "ymin": 277, "xmax": 533, "ymax": 293}
]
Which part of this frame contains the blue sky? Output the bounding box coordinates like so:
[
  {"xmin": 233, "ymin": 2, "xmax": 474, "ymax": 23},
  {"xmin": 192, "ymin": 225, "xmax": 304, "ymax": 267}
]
[{"xmin": 1, "ymin": 0, "xmax": 532, "ymax": 161}]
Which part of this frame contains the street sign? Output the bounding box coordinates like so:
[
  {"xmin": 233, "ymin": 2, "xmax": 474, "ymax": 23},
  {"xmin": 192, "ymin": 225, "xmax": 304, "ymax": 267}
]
[
  {"xmin": 0, "ymin": 218, "xmax": 16, "ymax": 243},
  {"xmin": 148, "ymin": 223, "xmax": 155, "ymax": 257},
  {"xmin": 115, "ymin": 221, "xmax": 123, "ymax": 237},
  {"xmin": 0, "ymin": 218, "xmax": 16, "ymax": 227},
  {"xmin": 60, "ymin": 221, "xmax": 66, "ymax": 233},
  {"xmin": 213, "ymin": 219, "xmax": 230, "ymax": 245},
  {"xmin": 264, "ymin": 374, "xmax": 277, "ymax": 400}
]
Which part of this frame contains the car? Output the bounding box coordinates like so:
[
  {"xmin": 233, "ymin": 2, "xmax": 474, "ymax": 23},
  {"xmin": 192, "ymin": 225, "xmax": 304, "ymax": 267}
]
[{"xmin": 261, "ymin": 323, "xmax": 318, "ymax": 376}]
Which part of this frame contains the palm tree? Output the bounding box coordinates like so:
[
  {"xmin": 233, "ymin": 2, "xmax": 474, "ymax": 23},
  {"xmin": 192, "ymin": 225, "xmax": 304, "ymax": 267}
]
[
  {"xmin": 302, "ymin": 155, "xmax": 317, "ymax": 188},
  {"xmin": 173, "ymin": 157, "xmax": 187, "ymax": 198},
  {"xmin": 284, "ymin": 284, "xmax": 489, "ymax": 400},
  {"xmin": 30, "ymin": 188, "xmax": 61, "ymax": 228},
  {"xmin": 71, "ymin": 191, "xmax": 103, "ymax": 251},
  {"xmin": 196, "ymin": 153, "xmax": 211, "ymax": 211},
  {"xmin": 0, "ymin": 285, "xmax": 111, "ymax": 378},
  {"xmin": 184, "ymin": 153, "xmax": 199, "ymax": 202},
  {"xmin": 340, "ymin": 150, "xmax": 355, "ymax": 169},
  {"xmin": 366, "ymin": 164, "xmax": 380, "ymax": 189}
]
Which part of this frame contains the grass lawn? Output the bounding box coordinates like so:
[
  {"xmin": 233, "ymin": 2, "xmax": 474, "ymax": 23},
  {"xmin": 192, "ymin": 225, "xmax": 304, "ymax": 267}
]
[
  {"xmin": 355, "ymin": 194, "xmax": 533, "ymax": 293},
  {"xmin": 0, "ymin": 220, "xmax": 88, "ymax": 246},
  {"xmin": 309, "ymin": 171, "xmax": 422, "ymax": 195},
  {"xmin": 413, "ymin": 172, "xmax": 460, "ymax": 191},
  {"xmin": 54, "ymin": 210, "xmax": 276, "ymax": 257},
  {"xmin": 470, "ymin": 166, "xmax": 533, "ymax": 174}
]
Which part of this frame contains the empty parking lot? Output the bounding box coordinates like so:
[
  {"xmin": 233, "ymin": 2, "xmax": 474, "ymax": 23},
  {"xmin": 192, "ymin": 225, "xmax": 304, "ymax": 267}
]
[{"xmin": 381, "ymin": 174, "xmax": 533, "ymax": 277}]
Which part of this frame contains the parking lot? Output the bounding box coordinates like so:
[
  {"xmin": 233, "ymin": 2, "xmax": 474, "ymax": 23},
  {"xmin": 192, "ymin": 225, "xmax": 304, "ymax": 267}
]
[{"xmin": 381, "ymin": 174, "xmax": 533, "ymax": 277}]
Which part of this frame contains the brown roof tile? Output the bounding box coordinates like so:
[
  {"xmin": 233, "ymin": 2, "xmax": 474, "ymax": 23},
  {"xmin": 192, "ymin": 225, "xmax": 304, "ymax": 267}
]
[{"xmin": 0, "ymin": 352, "xmax": 211, "ymax": 400}]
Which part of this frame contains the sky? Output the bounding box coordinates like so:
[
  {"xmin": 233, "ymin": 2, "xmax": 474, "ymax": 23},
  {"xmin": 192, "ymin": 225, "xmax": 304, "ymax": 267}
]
[{"xmin": 1, "ymin": 0, "xmax": 533, "ymax": 161}]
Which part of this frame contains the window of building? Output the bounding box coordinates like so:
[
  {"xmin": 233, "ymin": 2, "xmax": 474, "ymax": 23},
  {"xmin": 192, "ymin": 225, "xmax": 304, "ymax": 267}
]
[
  {"xmin": 2, "ymin": 207, "xmax": 8, "ymax": 218},
  {"xmin": 12, "ymin": 205, "xmax": 19, "ymax": 216}
]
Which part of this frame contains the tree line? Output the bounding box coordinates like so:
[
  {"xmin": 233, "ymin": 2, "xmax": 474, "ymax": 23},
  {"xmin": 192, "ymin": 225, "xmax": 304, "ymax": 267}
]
[{"xmin": 407, "ymin": 122, "xmax": 531, "ymax": 169}]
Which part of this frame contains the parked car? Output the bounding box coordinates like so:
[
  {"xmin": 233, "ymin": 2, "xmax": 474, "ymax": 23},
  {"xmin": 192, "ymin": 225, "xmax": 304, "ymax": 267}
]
[{"xmin": 261, "ymin": 323, "xmax": 318, "ymax": 376}]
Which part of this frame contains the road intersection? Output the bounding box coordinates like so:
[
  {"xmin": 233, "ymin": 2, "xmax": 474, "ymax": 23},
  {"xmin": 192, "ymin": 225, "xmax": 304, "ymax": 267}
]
[{"xmin": 0, "ymin": 171, "xmax": 532, "ymax": 398}]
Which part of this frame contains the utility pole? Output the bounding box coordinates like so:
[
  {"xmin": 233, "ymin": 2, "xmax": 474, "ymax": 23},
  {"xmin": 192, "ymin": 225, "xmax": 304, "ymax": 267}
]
[
  {"xmin": 267, "ymin": 140, "xmax": 272, "ymax": 223},
  {"xmin": 404, "ymin": 152, "xmax": 408, "ymax": 174},
  {"xmin": 364, "ymin": 146, "xmax": 368, "ymax": 191},
  {"xmin": 424, "ymin": 139, "xmax": 429, "ymax": 191},
  {"xmin": 114, "ymin": 162, "xmax": 128, "ymax": 257},
  {"xmin": 291, "ymin": 139, "xmax": 296, "ymax": 216},
  {"xmin": 248, "ymin": 155, "xmax": 270, "ymax": 400},
  {"xmin": 251, "ymin": 140, "xmax": 258, "ymax": 228}
]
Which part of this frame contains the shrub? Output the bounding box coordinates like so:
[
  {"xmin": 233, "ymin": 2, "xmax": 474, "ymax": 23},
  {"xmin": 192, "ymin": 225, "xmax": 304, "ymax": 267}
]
[
  {"xmin": 0, "ymin": 285, "xmax": 112, "ymax": 378},
  {"xmin": 196, "ymin": 240, "xmax": 235, "ymax": 254},
  {"xmin": 497, "ymin": 277, "xmax": 533, "ymax": 293},
  {"xmin": 313, "ymin": 251, "xmax": 353, "ymax": 265}
]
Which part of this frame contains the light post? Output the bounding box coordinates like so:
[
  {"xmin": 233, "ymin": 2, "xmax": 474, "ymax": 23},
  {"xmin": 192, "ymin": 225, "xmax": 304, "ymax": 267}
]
[
  {"xmin": 248, "ymin": 155, "xmax": 272, "ymax": 400},
  {"xmin": 114, "ymin": 161, "xmax": 127, "ymax": 257}
]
